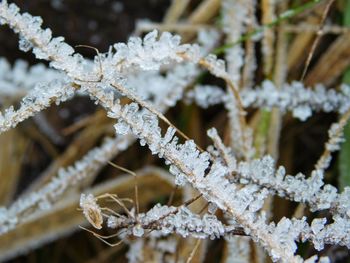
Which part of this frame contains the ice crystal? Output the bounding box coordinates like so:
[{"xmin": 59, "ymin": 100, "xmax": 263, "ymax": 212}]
[
  {"xmin": 18, "ymin": 35, "xmax": 33, "ymax": 52},
  {"xmin": 132, "ymin": 224, "xmax": 145, "ymax": 237}
]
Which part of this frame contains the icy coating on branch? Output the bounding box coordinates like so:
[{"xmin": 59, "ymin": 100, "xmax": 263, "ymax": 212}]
[
  {"xmin": 105, "ymin": 203, "xmax": 228, "ymax": 240},
  {"xmin": 243, "ymin": 80, "xmax": 350, "ymax": 121},
  {"xmin": 0, "ymin": 58, "xmax": 63, "ymax": 99},
  {"xmin": 0, "ymin": 136, "xmax": 130, "ymax": 234},
  {"xmin": 187, "ymin": 80, "xmax": 350, "ymax": 120},
  {"xmin": 0, "ymin": 78, "xmax": 74, "ymax": 133}
]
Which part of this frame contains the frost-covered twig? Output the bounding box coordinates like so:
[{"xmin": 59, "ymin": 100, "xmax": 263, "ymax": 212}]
[
  {"xmin": 0, "ymin": 78, "xmax": 74, "ymax": 133},
  {"xmin": 221, "ymin": 0, "xmax": 248, "ymax": 84},
  {"xmin": 243, "ymin": 80, "xmax": 350, "ymax": 121},
  {"xmin": 187, "ymin": 81, "xmax": 350, "ymax": 121},
  {"xmin": 81, "ymin": 194, "xmax": 245, "ymax": 240},
  {"xmin": 304, "ymin": 216, "xmax": 350, "ymax": 250},
  {"xmin": 0, "ymin": 1, "xmax": 88, "ymax": 78},
  {"xmin": 105, "ymin": 203, "xmax": 242, "ymax": 240},
  {"xmin": 314, "ymin": 108, "xmax": 350, "ymax": 172},
  {"xmin": 0, "ymin": 58, "xmax": 63, "ymax": 100},
  {"xmin": 231, "ymin": 155, "xmax": 350, "ymax": 219},
  {"xmin": 0, "ymin": 136, "xmax": 131, "ymax": 234}
]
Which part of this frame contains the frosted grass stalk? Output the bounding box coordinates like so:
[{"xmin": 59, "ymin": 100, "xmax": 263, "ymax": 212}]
[
  {"xmin": 0, "ymin": 136, "xmax": 131, "ymax": 234},
  {"xmin": 188, "ymin": 81, "xmax": 350, "ymax": 120},
  {"xmin": 0, "ymin": 79, "xmax": 74, "ymax": 133}
]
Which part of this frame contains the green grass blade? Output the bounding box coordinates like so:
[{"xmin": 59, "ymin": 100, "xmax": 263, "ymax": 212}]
[{"xmin": 339, "ymin": 0, "xmax": 350, "ymax": 190}]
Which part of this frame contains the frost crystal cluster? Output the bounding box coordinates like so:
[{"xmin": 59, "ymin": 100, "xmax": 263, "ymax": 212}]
[{"xmin": 0, "ymin": 1, "xmax": 349, "ymax": 262}]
